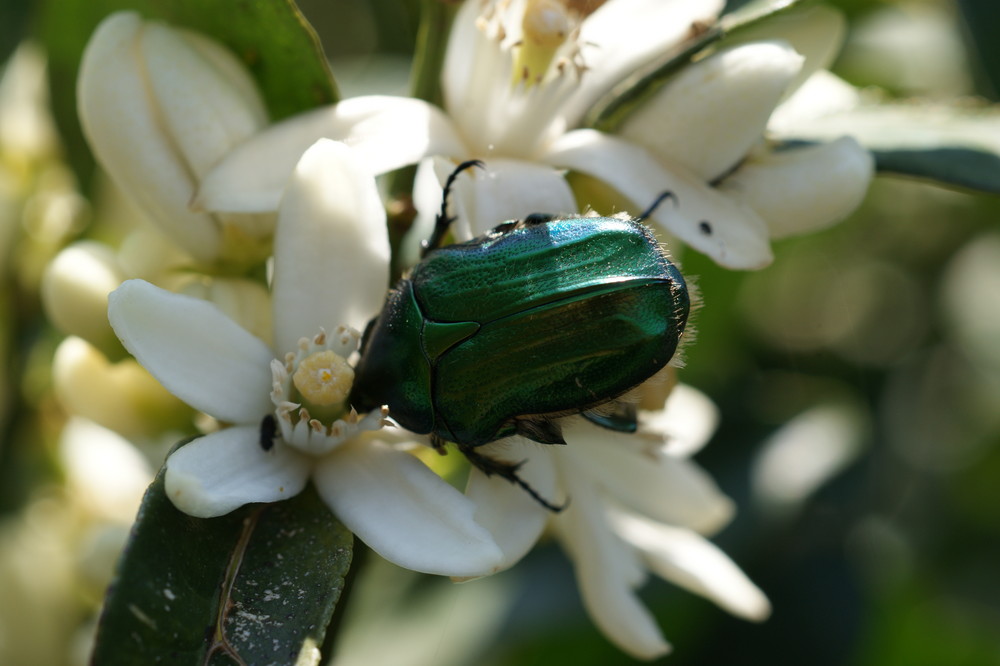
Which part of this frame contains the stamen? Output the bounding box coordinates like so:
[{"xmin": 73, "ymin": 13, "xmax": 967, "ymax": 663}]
[{"xmin": 270, "ymin": 325, "xmax": 384, "ymax": 456}]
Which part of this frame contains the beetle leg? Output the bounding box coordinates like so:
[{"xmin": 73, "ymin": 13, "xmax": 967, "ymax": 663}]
[
  {"xmin": 582, "ymin": 401, "xmax": 638, "ymax": 433},
  {"xmin": 422, "ymin": 159, "xmax": 485, "ymax": 256},
  {"xmin": 459, "ymin": 444, "xmax": 567, "ymax": 513},
  {"xmin": 429, "ymin": 433, "xmax": 449, "ymax": 455}
]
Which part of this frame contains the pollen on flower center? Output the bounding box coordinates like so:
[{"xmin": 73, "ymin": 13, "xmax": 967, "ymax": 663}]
[{"xmin": 292, "ymin": 350, "xmax": 354, "ymax": 407}]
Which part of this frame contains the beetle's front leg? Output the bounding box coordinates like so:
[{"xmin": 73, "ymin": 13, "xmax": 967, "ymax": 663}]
[
  {"xmin": 459, "ymin": 444, "xmax": 567, "ymax": 513},
  {"xmin": 429, "ymin": 433, "xmax": 449, "ymax": 455}
]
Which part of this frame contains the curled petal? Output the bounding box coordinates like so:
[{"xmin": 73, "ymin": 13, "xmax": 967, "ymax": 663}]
[
  {"xmin": 553, "ymin": 455, "xmax": 670, "ymax": 660},
  {"xmin": 565, "ymin": 420, "xmax": 734, "ymax": 535},
  {"xmin": 545, "ymin": 130, "xmax": 772, "ymax": 269},
  {"xmin": 619, "ymin": 41, "xmax": 804, "ymax": 181},
  {"xmin": 271, "ymin": 140, "xmax": 390, "ymax": 351},
  {"xmin": 313, "ymin": 441, "xmax": 503, "ymax": 577},
  {"xmin": 611, "ymin": 510, "xmax": 772, "ymax": 622},
  {"xmin": 717, "ymin": 137, "xmax": 874, "ymax": 238},
  {"xmin": 108, "ymin": 279, "xmax": 274, "ymax": 424},
  {"xmin": 196, "ymin": 96, "xmax": 467, "ymax": 213},
  {"xmin": 465, "ymin": 440, "xmax": 557, "ymax": 570},
  {"xmin": 165, "ymin": 427, "xmax": 311, "ymax": 518},
  {"xmin": 641, "ymin": 383, "xmax": 720, "ymax": 458}
]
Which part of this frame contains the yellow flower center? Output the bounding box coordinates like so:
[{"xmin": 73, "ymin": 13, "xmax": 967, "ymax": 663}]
[
  {"xmin": 513, "ymin": 0, "xmax": 572, "ymax": 87},
  {"xmin": 292, "ymin": 350, "xmax": 354, "ymax": 408}
]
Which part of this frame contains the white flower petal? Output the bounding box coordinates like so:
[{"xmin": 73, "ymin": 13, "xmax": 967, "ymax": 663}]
[
  {"xmin": 545, "ymin": 130, "xmax": 772, "ymax": 269},
  {"xmin": 728, "ymin": 5, "xmax": 847, "ymax": 101},
  {"xmin": 313, "ymin": 441, "xmax": 503, "ymax": 577},
  {"xmin": 641, "ymin": 383, "xmax": 720, "ymax": 458},
  {"xmin": 553, "ymin": 455, "xmax": 670, "ymax": 660},
  {"xmin": 619, "ymin": 41, "xmax": 804, "ymax": 181},
  {"xmin": 464, "ymin": 440, "xmax": 557, "ymax": 570},
  {"xmin": 441, "ymin": 0, "xmax": 512, "ymax": 152},
  {"xmin": 768, "ymin": 70, "xmax": 862, "ymax": 132},
  {"xmin": 416, "ymin": 157, "xmax": 579, "ymax": 243},
  {"xmin": 141, "ymin": 22, "xmax": 267, "ymax": 178},
  {"xmin": 195, "ymin": 96, "xmax": 467, "ymax": 213},
  {"xmin": 565, "ymin": 420, "xmax": 734, "ymax": 534},
  {"xmin": 559, "ymin": 0, "xmax": 725, "ymax": 128},
  {"xmin": 165, "ymin": 426, "xmax": 311, "ymax": 518},
  {"xmin": 611, "ymin": 510, "xmax": 772, "ymax": 622},
  {"xmin": 107, "ymin": 279, "xmax": 274, "ymax": 423},
  {"xmin": 271, "ymin": 140, "xmax": 390, "ymax": 351},
  {"xmin": 78, "ymin": 12, "xmax": 220, "ymax": 261},
  {"xmin": 717, "ymin": 137, "xmax": 874, "ymax": 238},
  {"xmin": 177, "ymin": 29, "xmax": 270, "ymax": 130}
]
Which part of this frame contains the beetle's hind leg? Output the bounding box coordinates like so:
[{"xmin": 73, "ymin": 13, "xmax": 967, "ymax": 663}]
[{"xmin": 459, "ymin": 444, "xmax": 567, "ymax": 513}]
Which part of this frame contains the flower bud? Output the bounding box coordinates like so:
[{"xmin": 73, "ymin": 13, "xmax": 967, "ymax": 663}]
[
  {"xmin": 41, "ymin": 241, "xmax": 124, "ymax": 353},
  {"xmin": 77, "ymin": 12, "xmax": 270, "ymax": 265},
  {"xmin": 59, "ymin": 418, "xmax": 153, "ymax": 524},
  {"xmin": 53, "ymin": 336, "xmax": 192, "ymax": 440}
]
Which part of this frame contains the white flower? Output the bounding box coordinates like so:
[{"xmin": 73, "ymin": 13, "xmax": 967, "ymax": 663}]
[
  {"xmin": 196, "ymin": 0, "xmax": 872, "ymax": 270},
  {"xmin": 78, "ymin": 12, "xmax": 273, "ymax": 265},
  {"xmin": 466, "ymin": 385, "xmax": 770, "ymax": 659},
  {"xmin": 107, "ymin": 140, "xmax": 503, "ymax": 578}
]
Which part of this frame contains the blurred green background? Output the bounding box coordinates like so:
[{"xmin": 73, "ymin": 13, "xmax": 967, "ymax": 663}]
[{"xmin": 2, "ymin": 0, "xmax": 1000, "ymax": 664}]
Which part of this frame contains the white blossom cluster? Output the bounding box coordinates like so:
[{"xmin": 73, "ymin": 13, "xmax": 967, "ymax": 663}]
[{"xmin": 35, "ymin": 1, "xmax": 879, "ymax": 659}]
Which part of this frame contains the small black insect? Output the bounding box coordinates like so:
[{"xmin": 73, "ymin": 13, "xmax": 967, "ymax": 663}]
[
  {"xmin": 259, "ymin": 414, "xmax": 277, "ymax": 451},
  {"xmin": 699, "ymin": 220, "xmax": 713, "ymax": 235}
]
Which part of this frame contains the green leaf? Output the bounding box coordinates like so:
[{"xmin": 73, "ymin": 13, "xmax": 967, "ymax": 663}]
[
  {"xmin": 0, "ymin": 1, "xmax": 32, "ymax": 62},
  {"xmin": 37, "ymin": 0, "xmax": 337, "ymax": 188},
  {"xmin": 957, "ymin": 0, "xmax": 1000, "ymax": 100},
  {"xmin": 774, "ymin": 101, "xmax": 1000, "ymax": 195},
  {"xmin": 92, "ymin": 460, "xmax": 353, "ymax": 665},
  {"xmin": 873, "ymin": 148, "xmax": 1000, "ymax": 194},
  {"xmin": 584, "ymin": 0, "xmax": 806, "ymax": 132}
]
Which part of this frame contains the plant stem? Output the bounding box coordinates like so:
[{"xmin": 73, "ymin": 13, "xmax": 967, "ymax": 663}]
[{"xmin": 385, "ymin": 0, "xmax": 461, "ymax": 280}]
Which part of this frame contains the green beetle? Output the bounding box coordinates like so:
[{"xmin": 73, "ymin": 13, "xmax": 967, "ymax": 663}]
[{"xmin": 349, "ymin": 162, "xmax": 690, "ymax": 508}]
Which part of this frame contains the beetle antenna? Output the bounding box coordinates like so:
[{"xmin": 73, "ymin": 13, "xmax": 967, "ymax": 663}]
[
  {"xmin": 636, "ymin": 190, "xmax": 677, "ymax": 223},
  {"xmin": 423, "ymin": 159, "xmax": 485, "ymax": 256},
  {"xmin": 459, "ymin": 444, "xmax": 568, "ymax": 512}
]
